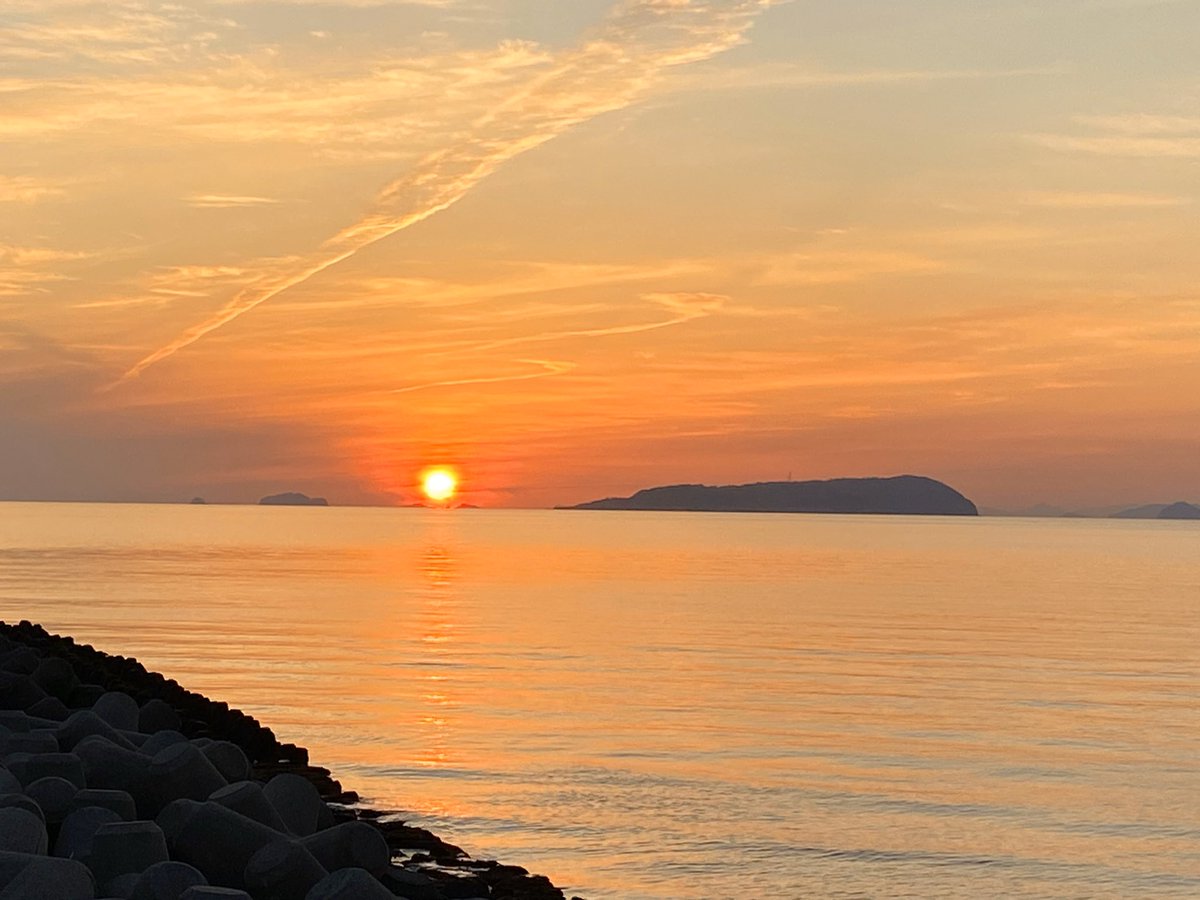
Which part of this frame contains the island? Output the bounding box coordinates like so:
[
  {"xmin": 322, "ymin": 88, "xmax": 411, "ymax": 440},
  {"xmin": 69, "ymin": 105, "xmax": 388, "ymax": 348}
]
[
  {"xmin": 562, "ymin": 474, "xmax": 978, "ymax": 516},
  {"xmin": 1112, "ymin": 503, "xmax": 1169, "ymax": 519},
  {"xmin": 1158, "ymin": 501, "xmax": 1200, "ymax": 520},
  {"xmin": 1111, "ymin": 501, "xmax": 1200, "ymax": 520},
  {"xmin": 259, "ymin": 492, "xmax": 329, "ymax": 507}
]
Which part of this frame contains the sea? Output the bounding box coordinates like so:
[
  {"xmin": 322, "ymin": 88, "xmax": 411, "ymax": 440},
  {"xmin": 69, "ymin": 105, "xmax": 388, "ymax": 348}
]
[{"xmin": 0, "ymin": 502, "xmax": 1197, "ymax": 899}]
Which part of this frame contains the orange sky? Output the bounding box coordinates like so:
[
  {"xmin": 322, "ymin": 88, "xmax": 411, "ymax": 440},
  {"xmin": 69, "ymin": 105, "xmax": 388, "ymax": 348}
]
[{"xmin": 2, "ymin": 0, "xmax": 1198, "ymax": 509}]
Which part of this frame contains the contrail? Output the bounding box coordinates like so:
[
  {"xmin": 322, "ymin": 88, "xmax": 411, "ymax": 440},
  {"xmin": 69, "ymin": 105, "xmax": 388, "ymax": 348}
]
[
  {"xmin": 459, "ymin": 292, "xmax": 727, "ymax": 354},
  {"xmin": 112, "ymin": 0, "xmax": 777, "ymax": 386},
  {"xmin": 387, "ymin": 358, "xmax": 575, "ymax": 394}
]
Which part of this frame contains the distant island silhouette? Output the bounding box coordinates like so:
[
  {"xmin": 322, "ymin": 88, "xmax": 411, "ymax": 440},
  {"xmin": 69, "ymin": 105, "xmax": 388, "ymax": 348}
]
[
  {"xmin": 1158, "ymin": 501, "xmax": 1200, "ymax": 520},
  {"xmin": 1111, "ymin": 501, "xmax": 1200, "ymax": 520},
  {"xmin": 259, "ymin": 492, "xmax": 329, "ymax": 507},
  {"xmin": 562, "ymin": 475, "xmax": 978, "ymax": 516},
  {"xmin": 1112, "ymin": 503, "xmax": 1170, "ymax": 519}
]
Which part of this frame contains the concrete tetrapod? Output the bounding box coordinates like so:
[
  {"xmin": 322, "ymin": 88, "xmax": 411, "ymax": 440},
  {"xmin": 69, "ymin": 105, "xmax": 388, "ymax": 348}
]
[
  {"xmin": 0, "ymin": 808, "xmax": 48, "ymax": 855},
  {"xmin": 208, "ymin": 782, "xmax": 289, "ymax": 833},
  {"xmin": 199, "ymin": 743, "xmax": 250, "ymax": 785},
  {"xmin": 73, "ymin": 737, "xmax": 151, "ymax": 797},
  {"xmin": 137, "ymin": 701, "xmax": 181, "ymax": 737},
  {"xmin": 179, "ymin": 888, "xmax": 252, "ymax": 899},
  {"xmin": 57, "ymin": 712, "xmax": 138, "ymax": 752},
  {"xmin": 304, "ymin": 867, "xmax": 396, "ymax": 900},
  {"xmin": 0, "ymin": 794, "xmax": 45, "ymax": 823},
  {"xmin": 140, "ymin": 733, "xmax": 187, "ymax": 759},
  {"xmin": 26, "ymin": 776, "xmax": 80, "ymax": 825},
  {"xmin": 87, "ymin": 821, "xmax": 170, "ymax": 888},
  {"xmin": 54, "ymin": 806, "xmax": 123, "ymax": 861},
  {"xmin": 11, "ymin": 752, "xmax": 86, "ymax": 790},
  {"xmin": 68, "ymin": 790, "xmax": 137, "ymax": 822},
  {"xmin": 128, "ymin": 860, "xmax": 208, "ymax": 900},
  {"xmin": 261, "ymin": 775, "xmax": 331, "ymax": 838},
  {"xmin": 298, "ymin": 823, "xmax": 389, "ymax": 877},
  {"xmin": 91, "ymin": 693, "xmax": 141, "ymax": 732},
  {"xmin": 0, "ymin": 767, "xmax": 22, "ymax": 795},
  {"xmin": 243, "ymin": 839, "xmax": 328, "ymax": 900},
  {"xmin": 0, "ymin": 851, "xmax": 95, "ymax": 899},
  {"xmin": 30, "ymin": 659, "xmax": 78, "ymax": 702},
  {"xmin": 142, "ymin": 744, "xmax": 227, "ymax": 816},
  {"xmin": 27, "ymin": 697, "xmax": 71, "ymax": 723},
  {"xmin": 0, "ymin": 671, "xmax": 47, "ymax": 712},
  {"xmin": 2, "ymin": 732, "xmax": 60, "ymax": 758},
  {"xmin": 162, "ymin": 801, "xmax": 295, "ymax": 890},
  {"xmin": 0, "ymin": 712, "xmax": 61, "ymax": 734}
]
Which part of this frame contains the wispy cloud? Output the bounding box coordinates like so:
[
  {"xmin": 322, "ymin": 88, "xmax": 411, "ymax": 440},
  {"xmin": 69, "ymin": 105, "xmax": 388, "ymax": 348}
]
[
  {"xmin": 756, "ymin": 249, "xmax": 946, "ymax": 286},
  {"xmin": 1030, "ymin": 135, "xmax": 1200, "ymax": 157},
  {"xmin": 0, "ymin": 245, "xmax": 92, "ymax": 297},
  {"xmin": 459, "ymin": 292, "xmax": 728, "ymax": 354},
  {"xmin": 73, "ymin": 263, "xmax": 258, "ymax": 310},
  {"xmin": 185, "ymin": 194, "xmax": 284, "ymax": 209},
  {"xmin": 1029, "ymin": 113, "xmax": 1200, "ymax": 157},
  {"xmin": 1074, "ymin": 114, "xmax": 1200, "ymax": 134},
  {"xmin": 0, "ymin": 176, "xmax": 66, "ymax": 204},
  {"xmin": 271, "ymin": 259, "xmax": 712, "ymax": 313},
  {"xmin": 1018, "ymin": 190, "xmax": 1190, "ymax": 209},
  {"xmin": 670, "ymin": 61, "xmax": 1064, "ymax": 93},
  {"xmin": 387, "ymin": 358, "xmax": 575, "ymax": 395},
  {"xmin": 111, "ymin": 0, "xmax": 779, "ymax": 386},
  {"xmin": 0, "ymin": 2, "xmax": 237, "ymax": 66}
]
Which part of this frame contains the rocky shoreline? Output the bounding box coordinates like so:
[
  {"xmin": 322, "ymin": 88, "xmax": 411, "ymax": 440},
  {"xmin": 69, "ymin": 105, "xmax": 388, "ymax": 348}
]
[{"xmin": 0, "ymin": 620, "xmax": 578, "ymax": 900}]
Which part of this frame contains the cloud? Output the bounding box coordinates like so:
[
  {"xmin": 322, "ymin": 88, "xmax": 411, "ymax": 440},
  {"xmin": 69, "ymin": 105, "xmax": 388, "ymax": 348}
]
[
  {"xmin": 111, "ymin": 0, "xmax": 779, "ymax": 386},
  {"xmin": 756, "ymin": 249, "xmax": 946, "ymax": 286},
  {"xmin": 460, "ymin": 291, "xmax": 728, "ymax": 354},
  {"xmin": 669, "ymin": 62, "xmax": 1064, "ymax": 93},
  {"xmin": 387, "ymin": 358, "xmax": 576, "ymax": 395},
  {"xmin": 1028, "ymin": 114, "xmax": 1200, "ymax": 157},
  {"xmin": 185, "ymin": 194, "xmax": 284, "ymax": 209},
  {"xmin": 270, "ymin": 259, "xmax": 712, "ymax": 313},
  {"xmin": 0, "ymin": 245, "xmax": 94, "ymax": 297},
  {"xmin": 1073, "ymin": 114, "xmax": 1200, "ymax": 135},
  {"xmin": 0, "ymin": 2, "xmax": 237, "ymax": 66},
  {"xmin": 73, "ymin": 263, "xmax": 255, "ymax": 310},
  {"xmin": 1029, "ymin": 135, "xmax": 1200, "ymax": 157},
  {"xmin": 1017, "ymin": 191, "xmax": 1190, "ymax": 209},
  {"xmin": 0, "ymin": 176, "xmax": 66, "ymax": 204},
  {"xmin": 213, "ymin": 0, "xmax": 463, "ymax": 5}
]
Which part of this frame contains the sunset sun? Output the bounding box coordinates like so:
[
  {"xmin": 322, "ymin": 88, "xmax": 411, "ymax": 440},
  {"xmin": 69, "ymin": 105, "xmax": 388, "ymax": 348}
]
[{"xmin": 421, "ymin": 468, "xmax": 459, "ymax": 504}]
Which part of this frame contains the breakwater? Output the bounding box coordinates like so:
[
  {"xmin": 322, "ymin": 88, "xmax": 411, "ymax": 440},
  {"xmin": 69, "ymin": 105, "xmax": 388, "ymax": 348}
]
[{"xmin": 0, "ymin": 620, "xmax": 573, "ymax": 900}]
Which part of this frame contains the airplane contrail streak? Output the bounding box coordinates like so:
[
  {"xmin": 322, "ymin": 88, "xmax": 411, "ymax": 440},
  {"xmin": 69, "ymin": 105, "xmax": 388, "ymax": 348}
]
[
  {"xmin": 112, "ymin": 1, "xmax": 777, "ymax": 387},
  {"xmin": 387, "ymin": 358, "xmax": 575, "ymax": 394}
]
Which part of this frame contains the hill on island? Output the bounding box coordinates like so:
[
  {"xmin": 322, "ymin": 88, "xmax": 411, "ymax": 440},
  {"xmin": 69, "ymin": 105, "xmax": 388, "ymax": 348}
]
[
  {"xmin": 563, "ymin": 475, "xmax": 978, "ymax": 516},
  {"xmin": 1112, "ymin": 503, "xmax": 1169, "ymax": 519},
  {"xmin": 1158, "ymin": 501, "xmax": 1200, "ymax": 520},
  {"xmin": 259, "ymin": 492, "xmax": 328, "ymax": 507},
  {"xmin": 1111, "ymin": 501, "xmax": 1200, "ymax": 520}
]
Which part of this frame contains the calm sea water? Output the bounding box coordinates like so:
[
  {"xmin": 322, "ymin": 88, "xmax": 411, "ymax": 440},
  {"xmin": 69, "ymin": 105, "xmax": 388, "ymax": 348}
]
[{"xmin": 0, "ymin": 502, "xmax": 1197, "ymax": 898}]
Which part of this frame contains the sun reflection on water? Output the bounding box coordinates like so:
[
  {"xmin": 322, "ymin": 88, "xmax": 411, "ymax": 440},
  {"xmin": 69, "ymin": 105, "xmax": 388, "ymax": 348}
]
[{"xmin": 415, "ymin": 542, "xmax": 459, "ymax": 771}]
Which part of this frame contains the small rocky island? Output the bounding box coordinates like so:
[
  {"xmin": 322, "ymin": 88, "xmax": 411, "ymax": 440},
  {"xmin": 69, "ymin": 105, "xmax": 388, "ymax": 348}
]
[
  {"xmin": 563, "ymin": 475, "xmax": 978, "ymax": 516},
  {"xmin": 258, "ymin": 493, "xmax": 328, "ymax": 507},
  {"xmin": 1112, "ymin": 501, "xmax": 1200, "ymax": 520},
  {"xmin": 1157, "ymin": 501, "xmax": 1200, "ymax": 520}
]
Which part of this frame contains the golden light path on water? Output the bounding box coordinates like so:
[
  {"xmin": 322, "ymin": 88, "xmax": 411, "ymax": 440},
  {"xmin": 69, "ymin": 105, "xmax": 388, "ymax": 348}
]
[{"xmin": 1, "ymin": 504, "xmax": 1198, "ymax": 898}]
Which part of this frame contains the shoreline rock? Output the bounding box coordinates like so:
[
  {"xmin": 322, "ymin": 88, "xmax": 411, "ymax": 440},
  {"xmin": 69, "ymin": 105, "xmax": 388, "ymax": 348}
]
[{"xmin": 0, "ymin": 620, "xmax": 578, "ymax": 900}]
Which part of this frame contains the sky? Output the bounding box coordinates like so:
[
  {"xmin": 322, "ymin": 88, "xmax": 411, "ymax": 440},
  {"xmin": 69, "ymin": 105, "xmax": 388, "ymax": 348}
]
[{"xmin": 1, "ymin": 0, "xmax": 1198, "ymax": 509}]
